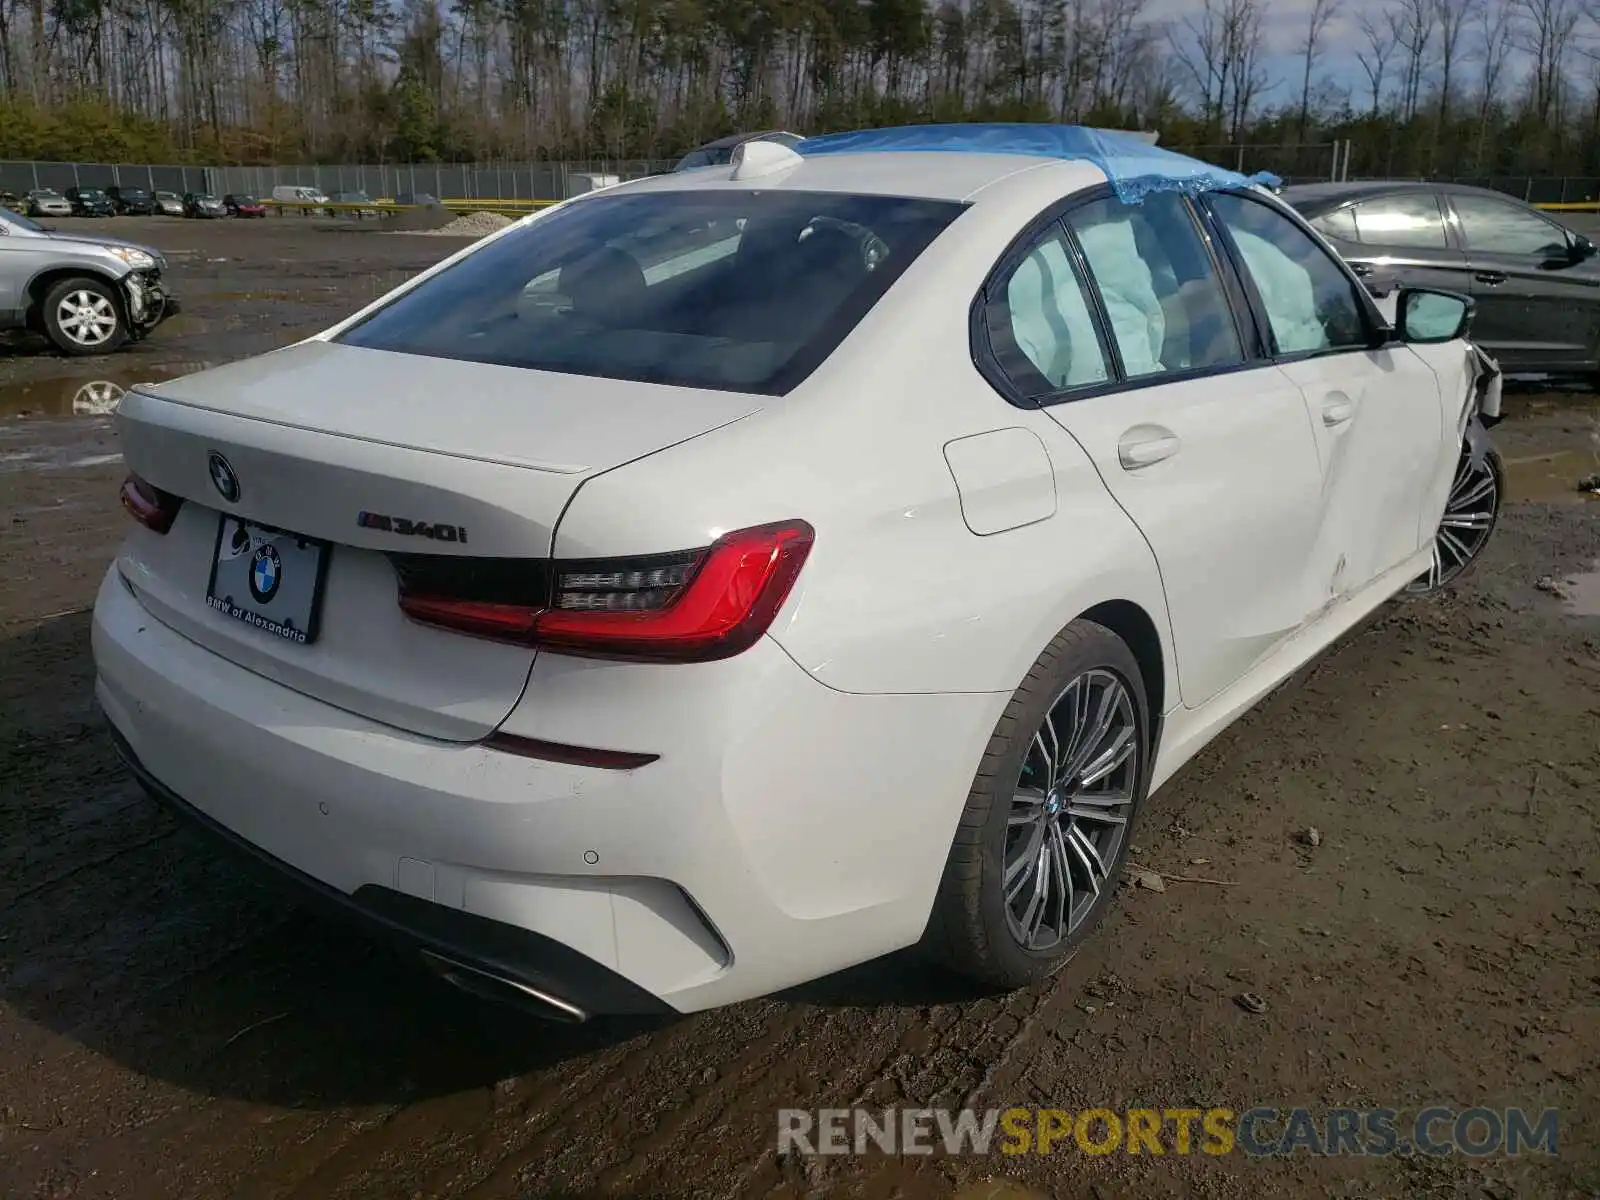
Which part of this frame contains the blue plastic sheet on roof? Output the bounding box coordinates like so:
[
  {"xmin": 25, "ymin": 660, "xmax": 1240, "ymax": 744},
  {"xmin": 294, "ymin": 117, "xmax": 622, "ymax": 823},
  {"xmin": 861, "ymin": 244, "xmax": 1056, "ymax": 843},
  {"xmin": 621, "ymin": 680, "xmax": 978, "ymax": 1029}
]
[{"xmin": 795, "ymin": 123, "xmax": 1269, "ymax": 205}]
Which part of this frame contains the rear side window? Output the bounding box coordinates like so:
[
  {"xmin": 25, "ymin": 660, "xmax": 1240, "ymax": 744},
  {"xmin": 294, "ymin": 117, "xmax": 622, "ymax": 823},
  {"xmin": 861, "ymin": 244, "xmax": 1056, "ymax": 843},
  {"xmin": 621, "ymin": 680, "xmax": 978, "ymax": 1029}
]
[
  {"xmin": 339, "ymin": 190, "xmax": 964, "ymax": 394},
  {"xmin": 1066, "ymin": 192, "xmax": 1243, "ymax": 378},
  {"xmin": 992, "ymin": 228, "xmax": 1111, "ymax": 393},
  {"xmin": 1349, "ymin": 194, "xmax": 1449, "ymax": 249}
]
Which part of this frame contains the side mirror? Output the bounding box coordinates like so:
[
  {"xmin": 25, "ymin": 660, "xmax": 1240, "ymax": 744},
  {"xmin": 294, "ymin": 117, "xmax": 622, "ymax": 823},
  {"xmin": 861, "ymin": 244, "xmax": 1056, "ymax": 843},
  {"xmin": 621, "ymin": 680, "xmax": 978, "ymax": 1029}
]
[
  {"xmin": 1396, "ymin": 286, "xmax": 1474, "ymax": 344},
  {"xmin": 1571, "ymin": 234, "xmax": 1597, "ymax": 263}
]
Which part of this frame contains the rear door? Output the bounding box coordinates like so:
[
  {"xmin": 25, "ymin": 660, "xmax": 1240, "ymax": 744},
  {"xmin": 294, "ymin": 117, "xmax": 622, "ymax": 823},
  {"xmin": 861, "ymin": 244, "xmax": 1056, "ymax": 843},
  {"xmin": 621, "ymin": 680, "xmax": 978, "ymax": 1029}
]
[
  {"xmin": 985, "ymin": 189, "xmax": 1328, "ymax": 710},
  {"xmin": 1442, "ymin": 189, "xmax": 1600, "ymax": 371},
  {"xmin": 1203, "ymin": 191, "xmax": 1447, "ymax": 596}
]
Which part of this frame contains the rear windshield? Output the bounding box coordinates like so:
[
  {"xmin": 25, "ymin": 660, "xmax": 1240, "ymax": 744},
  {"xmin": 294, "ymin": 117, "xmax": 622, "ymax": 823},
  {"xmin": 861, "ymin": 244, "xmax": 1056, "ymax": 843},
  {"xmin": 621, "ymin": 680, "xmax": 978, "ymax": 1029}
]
[{"xmin": 336, "ymin": 188, "xmax": 966, "ymax": 394}]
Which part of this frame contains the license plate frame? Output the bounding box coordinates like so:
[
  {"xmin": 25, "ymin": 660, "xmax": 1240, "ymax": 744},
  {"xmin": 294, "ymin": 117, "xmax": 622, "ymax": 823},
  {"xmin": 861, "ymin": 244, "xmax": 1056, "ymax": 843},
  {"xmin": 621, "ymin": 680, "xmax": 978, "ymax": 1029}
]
[{"xmin": 205, "ymin": 515, "xmax": 332, "ymax": 646}]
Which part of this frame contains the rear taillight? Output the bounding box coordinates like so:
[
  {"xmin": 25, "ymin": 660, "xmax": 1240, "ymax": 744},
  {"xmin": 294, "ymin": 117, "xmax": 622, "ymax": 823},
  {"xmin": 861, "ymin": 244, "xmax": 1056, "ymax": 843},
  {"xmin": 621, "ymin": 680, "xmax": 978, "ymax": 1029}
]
[
  {"xmin": 120, "ymin": 472, "xmax": 183, "ymax": 534},
  {"xmin": 397, "ymin": 519, "xmax": 814, "ymax": 663}
]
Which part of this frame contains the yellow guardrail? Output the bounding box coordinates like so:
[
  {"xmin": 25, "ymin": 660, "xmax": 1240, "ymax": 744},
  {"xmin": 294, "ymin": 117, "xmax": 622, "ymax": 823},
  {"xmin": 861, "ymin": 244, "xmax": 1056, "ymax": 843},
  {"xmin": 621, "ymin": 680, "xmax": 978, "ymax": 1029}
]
[{"xmin": 1535, "ymin": 201, "xmax": 1600, "ymax": 212}]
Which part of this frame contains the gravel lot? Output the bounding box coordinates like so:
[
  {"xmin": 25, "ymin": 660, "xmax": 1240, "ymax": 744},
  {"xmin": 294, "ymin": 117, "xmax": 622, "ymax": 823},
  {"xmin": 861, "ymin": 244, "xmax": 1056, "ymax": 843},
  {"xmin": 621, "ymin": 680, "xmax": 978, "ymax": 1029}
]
[{"xmin": 2, "ymin": 218, "xmax": 1598, "ymax": 1200}]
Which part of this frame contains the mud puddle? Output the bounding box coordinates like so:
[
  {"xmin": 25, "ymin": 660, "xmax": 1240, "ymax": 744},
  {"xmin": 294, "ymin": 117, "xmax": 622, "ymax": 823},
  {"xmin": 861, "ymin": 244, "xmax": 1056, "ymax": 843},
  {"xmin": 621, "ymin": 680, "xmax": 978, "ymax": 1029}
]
[
  {"xmin": 0, "ymin": 362, "xmax": 208, "ymax": 420},
  {"xmin": 1552, "ymin": 561, "xmax": 1600, "ymax": 616},
  {"xmin": 1501, "ymin": 448, "xmax": 1600, "ymax": 501}
]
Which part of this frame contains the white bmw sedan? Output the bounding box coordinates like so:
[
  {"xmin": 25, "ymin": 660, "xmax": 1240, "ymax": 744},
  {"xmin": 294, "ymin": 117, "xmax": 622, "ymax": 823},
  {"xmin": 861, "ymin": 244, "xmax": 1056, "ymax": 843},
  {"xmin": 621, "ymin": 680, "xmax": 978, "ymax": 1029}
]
[{"xmin": 92, "ymin": 126, "xmax": 1504, "ymax": 1021}]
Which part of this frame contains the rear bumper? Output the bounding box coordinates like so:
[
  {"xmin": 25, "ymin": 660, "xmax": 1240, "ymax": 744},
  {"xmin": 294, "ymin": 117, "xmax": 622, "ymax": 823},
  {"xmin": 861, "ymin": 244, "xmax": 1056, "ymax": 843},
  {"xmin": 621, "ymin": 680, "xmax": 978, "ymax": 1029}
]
[
  {"xmin": 108, "ymin": 725, "xmax": 673, "ymax": 1021},
  {"xmin": 92, "ymin": 563, "xmax": 1002, "ymax": 1013}
]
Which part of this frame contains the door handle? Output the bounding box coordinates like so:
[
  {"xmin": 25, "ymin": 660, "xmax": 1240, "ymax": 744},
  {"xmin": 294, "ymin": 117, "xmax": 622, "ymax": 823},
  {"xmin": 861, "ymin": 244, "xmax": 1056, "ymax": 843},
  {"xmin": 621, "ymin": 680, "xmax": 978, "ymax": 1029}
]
[
  {"xmin": 1117, "ymin": 427, "xmax": 1180, "ymax": 469},
  {"xmin": 1322, "ymin": 397, "xmax": 1354, "ymax": 427},
  {"xmin": 1474, "ymin": 270, "xmax": 1507, "ymax": 285}
]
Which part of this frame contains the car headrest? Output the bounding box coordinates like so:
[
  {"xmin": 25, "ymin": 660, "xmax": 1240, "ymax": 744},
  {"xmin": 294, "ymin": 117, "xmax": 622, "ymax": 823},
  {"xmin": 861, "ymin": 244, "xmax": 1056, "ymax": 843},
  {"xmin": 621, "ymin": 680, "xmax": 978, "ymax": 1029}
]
[{"xmin": 559, "ymin": 247, "xmax": 647, "ymax": 318}]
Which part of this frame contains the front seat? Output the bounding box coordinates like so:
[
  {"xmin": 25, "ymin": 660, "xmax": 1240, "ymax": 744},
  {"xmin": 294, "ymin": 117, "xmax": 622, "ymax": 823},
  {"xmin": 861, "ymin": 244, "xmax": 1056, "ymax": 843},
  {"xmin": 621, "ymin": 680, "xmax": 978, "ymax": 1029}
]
[{"xmin": 558, "ymin": 246, "xmax": 648, "ymax": 326}]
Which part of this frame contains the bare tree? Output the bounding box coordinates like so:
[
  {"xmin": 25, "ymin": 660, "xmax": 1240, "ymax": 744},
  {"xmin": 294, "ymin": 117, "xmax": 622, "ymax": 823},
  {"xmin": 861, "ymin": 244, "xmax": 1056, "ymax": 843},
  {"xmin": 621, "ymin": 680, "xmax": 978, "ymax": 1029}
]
[
  {"xmin": 1388, "ymin": 0, "xmax": 1436, "ymax": 120},
  {"xmin": 1170, "ymin": 0, "xmax": 1229, "ymax": 133},
  {"xmin": 0, "ymin": 0, "xmax": 14, "ymax": 96},
  {"xmin": 1169, "ymin": 0, "xmax": 1267, "ymax": 139},
  {"xmin": 1472, "ymin": 0, "xmax": 1517, "ymax": 164},
  {"xmin": 0, "ymin": 0, "xmax": 1594, "ymax": 179},
  {"xmin": 1096, "ymin": 0, "xmax": 1156, "ymax": 114},
  {"xmin": 1514, "ymin": 0, "xmax": 1582, "ymax": 122},
  {"xmin": 1297, "ymin": 0, "xmax": 1339, "ymax": 140},
  {"xmin": 1434, "ymin": 0, "xmax": 1478, "ymax": 126},
  {"xmin": 1357, "ymin": 7, "xmax": 1398, "ymax": 114},
  {"xmin": 1224, "ymin": 0, "xmax": 1271, "ymax": 139}
]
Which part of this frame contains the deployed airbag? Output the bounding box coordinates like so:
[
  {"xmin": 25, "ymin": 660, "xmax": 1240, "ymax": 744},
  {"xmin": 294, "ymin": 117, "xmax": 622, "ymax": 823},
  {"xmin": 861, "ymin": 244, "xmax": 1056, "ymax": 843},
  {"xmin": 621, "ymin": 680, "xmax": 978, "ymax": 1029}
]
[
  {"xmin": 1229, "ymin": 228, "xmax": 1329, "ymax": 353},
  {"xmin": 1076, "ymin": 218, "xmax": 1166, "ymax": 375}
]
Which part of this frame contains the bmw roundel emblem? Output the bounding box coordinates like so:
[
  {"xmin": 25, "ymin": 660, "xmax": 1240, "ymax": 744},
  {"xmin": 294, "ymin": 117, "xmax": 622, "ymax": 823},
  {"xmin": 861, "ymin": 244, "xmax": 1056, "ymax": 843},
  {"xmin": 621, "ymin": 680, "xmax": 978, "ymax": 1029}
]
[
  {"xmin": 249, "ymin": 544, "xmax": 282, "ymax": 603},
  {"xmin": 208, "ymin": 452, "xmax": 240, "ymax": 503}
]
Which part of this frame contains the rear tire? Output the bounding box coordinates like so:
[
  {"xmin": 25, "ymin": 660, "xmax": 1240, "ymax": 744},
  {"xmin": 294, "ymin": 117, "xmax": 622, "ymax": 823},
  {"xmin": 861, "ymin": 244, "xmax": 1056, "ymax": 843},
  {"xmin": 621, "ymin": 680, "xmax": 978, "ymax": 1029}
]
[
  {"xmin": 924, "ymin": 620, "xmax": 1151, "ymax": 989},
  {"xmin": 41, "ymin": 276, "xmax": 126, "ymax": 357}
]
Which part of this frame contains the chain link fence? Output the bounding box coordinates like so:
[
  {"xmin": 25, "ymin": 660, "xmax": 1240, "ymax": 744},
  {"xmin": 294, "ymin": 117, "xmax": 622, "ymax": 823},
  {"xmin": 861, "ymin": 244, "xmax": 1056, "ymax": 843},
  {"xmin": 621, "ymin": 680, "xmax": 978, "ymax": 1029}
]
[
  {"xmin": 6, "ymin": 150, "xmax": 1600, "ymax": 207},
  {"xmin": 0, "ymin": 161, "xmax": 210, "ymax": 196},
  {"xmin": 210, "ymin": 159, "xmax": 677, "ymax": 201},
  {"xmin": 0, "ymin": 159, "xmax": 676, "ymax": 202}
]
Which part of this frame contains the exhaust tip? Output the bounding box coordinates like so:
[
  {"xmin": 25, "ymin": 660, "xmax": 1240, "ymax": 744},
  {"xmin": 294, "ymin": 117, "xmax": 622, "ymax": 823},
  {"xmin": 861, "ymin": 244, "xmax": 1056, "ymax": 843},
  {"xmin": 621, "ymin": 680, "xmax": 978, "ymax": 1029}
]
[{"xmin": 419, "ymin": 949, "xmax": 588, "ymax": 1023}]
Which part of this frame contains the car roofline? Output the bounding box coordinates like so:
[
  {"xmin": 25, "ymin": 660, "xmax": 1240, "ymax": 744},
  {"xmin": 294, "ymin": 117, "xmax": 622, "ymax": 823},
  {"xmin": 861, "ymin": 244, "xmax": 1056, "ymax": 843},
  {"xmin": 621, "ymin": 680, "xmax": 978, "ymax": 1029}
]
[
  {"xmin": 646, "ymin": 123, "xmax": 1268, "ymax": 206},
  {"xmin": 1282, "ymin": 179, "xmax": 1553, "ymax": 213}
]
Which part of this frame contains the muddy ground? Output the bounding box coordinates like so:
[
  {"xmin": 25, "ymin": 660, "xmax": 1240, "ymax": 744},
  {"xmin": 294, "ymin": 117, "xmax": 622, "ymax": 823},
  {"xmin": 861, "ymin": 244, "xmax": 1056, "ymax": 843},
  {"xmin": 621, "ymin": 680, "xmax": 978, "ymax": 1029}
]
[{"xmin": 2, "ymin": 218, "xmax": 1599, "ymax": 1200}]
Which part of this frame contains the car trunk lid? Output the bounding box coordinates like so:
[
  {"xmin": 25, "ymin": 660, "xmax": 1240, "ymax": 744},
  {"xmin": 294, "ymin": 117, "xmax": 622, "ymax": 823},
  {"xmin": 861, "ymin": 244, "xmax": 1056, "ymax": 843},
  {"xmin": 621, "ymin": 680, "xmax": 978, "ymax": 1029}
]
[{"xmin": 114, "ymin": 341, "xmax": 762, "ymax": 741}]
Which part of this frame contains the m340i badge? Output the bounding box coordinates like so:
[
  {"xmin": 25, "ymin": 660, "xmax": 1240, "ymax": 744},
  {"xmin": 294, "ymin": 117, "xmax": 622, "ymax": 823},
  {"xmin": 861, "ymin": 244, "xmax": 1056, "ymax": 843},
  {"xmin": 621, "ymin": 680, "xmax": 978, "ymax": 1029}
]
[{"xmin": 356, "ymin": 511, "xmax": 469, "ymax": 543}]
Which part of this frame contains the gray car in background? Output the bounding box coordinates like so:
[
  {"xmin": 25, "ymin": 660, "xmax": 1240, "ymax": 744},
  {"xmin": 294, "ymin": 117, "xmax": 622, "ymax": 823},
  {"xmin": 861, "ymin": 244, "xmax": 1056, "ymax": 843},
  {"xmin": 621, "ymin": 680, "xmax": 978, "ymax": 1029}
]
[
  {"xmin": 0, "ymin": 205, "xmax": 178, "ymax": 355},
  {"xmin": 25, "ymin": 188, "xmax": 73, "ymax": 219},
  {"xmin": 1282, "ymin": 181, "xmax": 1600, "ymax": 378}
]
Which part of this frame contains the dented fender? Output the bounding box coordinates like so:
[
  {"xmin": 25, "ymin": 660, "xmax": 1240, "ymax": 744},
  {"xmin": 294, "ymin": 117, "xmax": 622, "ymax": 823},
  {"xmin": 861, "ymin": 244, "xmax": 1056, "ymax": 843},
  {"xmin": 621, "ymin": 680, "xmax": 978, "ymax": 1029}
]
[
  {"xmin": 1465, "ymin": 341, "xmax": 1503, "ymax": 429},
  {"xmin": 118, "ymin": 269, "xmax": 176, "ymax": 340},
  {"xmin": 1456, "ymin": 343, "xmax": 1502, "ymax": 477}
]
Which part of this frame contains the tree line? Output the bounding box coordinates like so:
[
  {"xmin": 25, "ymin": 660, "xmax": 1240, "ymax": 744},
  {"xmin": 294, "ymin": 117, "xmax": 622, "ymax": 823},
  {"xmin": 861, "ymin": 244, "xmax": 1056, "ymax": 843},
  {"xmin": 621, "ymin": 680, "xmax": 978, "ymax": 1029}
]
[{"xmin": 0, "ymin": 0, "xmax": 1598, "ymax": 179}]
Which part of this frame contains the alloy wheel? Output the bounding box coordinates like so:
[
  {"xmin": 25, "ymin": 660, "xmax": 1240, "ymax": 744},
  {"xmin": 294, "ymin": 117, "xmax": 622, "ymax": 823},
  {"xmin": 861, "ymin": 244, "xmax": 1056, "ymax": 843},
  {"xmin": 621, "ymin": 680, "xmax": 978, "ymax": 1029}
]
[
  {"xmin": 1003, "ymin": 668, "xmax": 1140, "ymax": 952},
  {"xmin": 1408, "ymin": 446, "xmax": 1499, "ymax": 594},
  {"xmin": 56, "ymin": 290, "xmax": 119, "ymax": 348}
]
